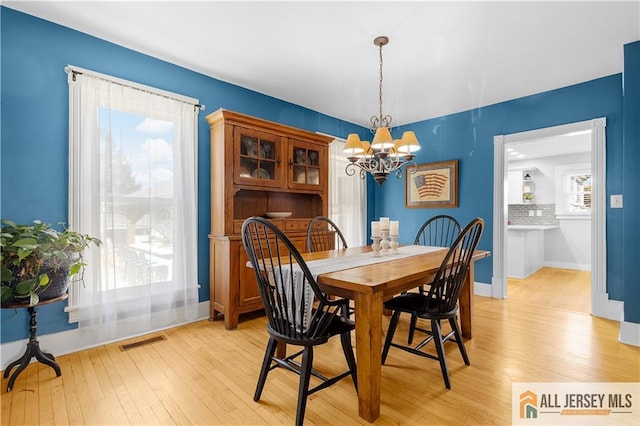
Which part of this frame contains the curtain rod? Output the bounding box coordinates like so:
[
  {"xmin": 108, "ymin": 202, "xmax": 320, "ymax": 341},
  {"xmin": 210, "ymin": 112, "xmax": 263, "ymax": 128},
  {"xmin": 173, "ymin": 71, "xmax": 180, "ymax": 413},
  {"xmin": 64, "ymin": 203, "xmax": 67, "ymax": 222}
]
[{"xmin": 65, "ymin": 65, "xmax": 205, "ymax": 111}]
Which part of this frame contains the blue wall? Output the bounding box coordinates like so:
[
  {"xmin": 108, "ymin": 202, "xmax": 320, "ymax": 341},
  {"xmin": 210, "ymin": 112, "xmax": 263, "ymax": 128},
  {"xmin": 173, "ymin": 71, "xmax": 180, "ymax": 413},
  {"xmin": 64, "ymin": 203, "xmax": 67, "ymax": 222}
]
[
  {"xmin": 0, "ymin": 8, "xmax": 362, "ymax": 343},
  {"xmin": 2, "ymin": 8, "xmax": 638, "ymax": 344},
  {"xmin": 372, "ymin": 76, "xmax": 626, "ymax": 297}
]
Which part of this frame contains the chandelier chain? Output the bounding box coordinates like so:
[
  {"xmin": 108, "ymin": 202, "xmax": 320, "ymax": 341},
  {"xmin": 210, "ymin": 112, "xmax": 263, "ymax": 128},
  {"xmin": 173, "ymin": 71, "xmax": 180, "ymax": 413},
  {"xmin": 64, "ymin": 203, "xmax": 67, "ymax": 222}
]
[
  {"xmin": 378, "ymin": 42, "xmax": 384, "ymax": 125},
  {"xmin": 371, "ymin": 37, "xmax": 392, "ymax": 131}
]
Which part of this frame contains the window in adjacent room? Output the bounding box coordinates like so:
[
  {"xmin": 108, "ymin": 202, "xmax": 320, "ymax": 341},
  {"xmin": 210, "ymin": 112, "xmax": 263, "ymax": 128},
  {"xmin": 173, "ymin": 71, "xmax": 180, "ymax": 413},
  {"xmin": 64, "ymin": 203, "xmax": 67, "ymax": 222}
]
[
  {"xmin": 567, "ymin": 173, "xmax": 592, "ymax": 211},
  {"xmin": 66, "ymin": 66, "xmax": 200, "ymax": 338},
  {"xmin": 555, "ymin": 162, "xmax": 592, "ymax": 218}
]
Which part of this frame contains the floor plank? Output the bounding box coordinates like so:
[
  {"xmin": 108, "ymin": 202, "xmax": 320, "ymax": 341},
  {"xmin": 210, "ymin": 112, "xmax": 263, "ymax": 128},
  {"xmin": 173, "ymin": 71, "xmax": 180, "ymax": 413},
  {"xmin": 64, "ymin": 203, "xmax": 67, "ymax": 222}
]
[{"xmin": 2, "ymin": 268, "xmax": 638, "ymax": 425}]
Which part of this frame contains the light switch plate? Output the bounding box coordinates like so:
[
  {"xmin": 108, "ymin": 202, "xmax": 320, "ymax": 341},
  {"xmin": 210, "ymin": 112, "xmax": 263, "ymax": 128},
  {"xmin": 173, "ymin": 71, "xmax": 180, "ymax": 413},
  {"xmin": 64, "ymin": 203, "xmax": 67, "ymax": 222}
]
[
  {"xmin": 610, "ymin": 194, "xmax": 623, "ymax": 208},
  {"xmin": 536, "ymin": 210, "xmax": 542, "ymax": 216},
  {"xmin": 529, "ymin": 210, "xmax": 535, "ymax": 216}
]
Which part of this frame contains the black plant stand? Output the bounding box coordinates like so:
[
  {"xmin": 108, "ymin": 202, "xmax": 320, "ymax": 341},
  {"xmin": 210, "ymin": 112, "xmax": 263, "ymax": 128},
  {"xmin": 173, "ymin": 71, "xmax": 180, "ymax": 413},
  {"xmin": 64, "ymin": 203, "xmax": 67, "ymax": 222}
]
[{"xmin": 2, "ymin": 294, "xmax": 67, "ymax": 392}]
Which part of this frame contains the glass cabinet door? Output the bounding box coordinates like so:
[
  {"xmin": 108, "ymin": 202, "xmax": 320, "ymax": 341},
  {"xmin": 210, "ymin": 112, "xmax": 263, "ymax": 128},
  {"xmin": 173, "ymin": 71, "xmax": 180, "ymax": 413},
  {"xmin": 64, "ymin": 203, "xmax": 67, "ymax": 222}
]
[
  {"xmin": 234, "ymin": 127, "xmax": 282, "ymax": 187},
  {"xmin": 288, "ymin": 139, "xmax": 325, "ymax": 191}
]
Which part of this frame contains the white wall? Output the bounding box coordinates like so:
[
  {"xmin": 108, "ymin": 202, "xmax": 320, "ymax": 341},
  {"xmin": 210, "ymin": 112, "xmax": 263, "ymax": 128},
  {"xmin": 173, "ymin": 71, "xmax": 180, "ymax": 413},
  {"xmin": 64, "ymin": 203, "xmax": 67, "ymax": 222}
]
[
  {"xmin": 544, "ymin": 220, "xmax": 591, "ymax": 270},
  {"xmin": 508, "ymin": 152, "xmax": 592, "ymax": 270}
]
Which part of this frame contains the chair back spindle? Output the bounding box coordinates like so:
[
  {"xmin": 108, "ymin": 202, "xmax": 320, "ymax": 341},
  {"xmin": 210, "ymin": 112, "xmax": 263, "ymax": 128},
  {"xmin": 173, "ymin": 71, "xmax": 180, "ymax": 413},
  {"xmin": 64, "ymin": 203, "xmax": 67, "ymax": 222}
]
[{"xmin": 414, "ymin": 214, "xmax": 461, "ymax": 248}]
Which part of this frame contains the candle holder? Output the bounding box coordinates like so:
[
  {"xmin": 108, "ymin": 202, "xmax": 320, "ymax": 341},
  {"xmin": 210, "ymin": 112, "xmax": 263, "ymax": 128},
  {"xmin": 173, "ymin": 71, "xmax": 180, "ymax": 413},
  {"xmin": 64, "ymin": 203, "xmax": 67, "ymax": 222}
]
[
  {"xmin": 371, "ymin": 236, "xmax": 382, "ymax": 257},
  {"xmin": 380, "ymin": 229, "xmax": 390, "ymax": 255},
  {"xmin": 389, "ymin": 235, "xmax": 399, "ymax": 254}
]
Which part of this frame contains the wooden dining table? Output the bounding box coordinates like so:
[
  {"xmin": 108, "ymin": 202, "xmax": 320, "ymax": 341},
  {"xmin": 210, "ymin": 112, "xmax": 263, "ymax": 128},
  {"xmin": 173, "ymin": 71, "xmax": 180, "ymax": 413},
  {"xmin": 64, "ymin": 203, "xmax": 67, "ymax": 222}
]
[{"xmin": 298, "ymin": 245, "xmax": 490, "ymax": 423}]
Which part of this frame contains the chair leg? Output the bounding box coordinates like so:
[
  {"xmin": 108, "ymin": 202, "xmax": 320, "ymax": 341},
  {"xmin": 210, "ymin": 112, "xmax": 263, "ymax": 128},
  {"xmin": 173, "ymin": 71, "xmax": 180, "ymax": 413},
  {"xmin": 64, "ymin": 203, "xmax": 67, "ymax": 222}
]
[
  {"xmin": 408, "ymin": 285, "xmax": 427, "ymax": 344},
  {"xmin": 340, "ymin": 332, "xmax": 358, "ymax": 391},
  {"xmin": 254, "ymin": 337, "xmax": 278, "ymax": 402},
  {"xmin": 449, "ymin": 317, "xmax": 470, "ymax": 365},
  {"xmin": 408, "ymin": 313, "xmax": 418, "ymax": 344},
  {"xmin": 341, "ymin": 301, "xmax": 353, "ymax": 319},
  {"xmin": 295, "ymin": 347, "xmax": 314, "ymax": 426},
  {"xmin": 431, "ymin": 319, "xmax": 451, "ymax": 390},
  {"xmin": 382, "ymin": 311, "xmax": 401, "ymax": 364}
]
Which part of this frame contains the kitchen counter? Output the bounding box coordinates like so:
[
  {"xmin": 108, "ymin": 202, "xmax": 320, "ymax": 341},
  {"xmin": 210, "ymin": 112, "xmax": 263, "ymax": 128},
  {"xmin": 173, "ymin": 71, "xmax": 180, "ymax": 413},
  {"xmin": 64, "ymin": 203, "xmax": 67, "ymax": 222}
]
[
  {"xmin": 507, "ymin": 225, "xmax": 559, "ymax": 231},
  {"xmin": 507, "ymin": 225, "xmax": 558, "ymax": 278}
]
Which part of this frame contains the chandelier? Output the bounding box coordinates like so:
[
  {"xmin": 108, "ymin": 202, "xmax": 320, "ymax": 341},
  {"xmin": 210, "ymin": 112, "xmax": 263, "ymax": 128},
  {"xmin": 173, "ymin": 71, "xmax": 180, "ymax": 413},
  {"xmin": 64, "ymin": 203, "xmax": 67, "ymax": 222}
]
[{"xmin": 344, "ymin": 36, "xmax": 420, "ymax": 185}]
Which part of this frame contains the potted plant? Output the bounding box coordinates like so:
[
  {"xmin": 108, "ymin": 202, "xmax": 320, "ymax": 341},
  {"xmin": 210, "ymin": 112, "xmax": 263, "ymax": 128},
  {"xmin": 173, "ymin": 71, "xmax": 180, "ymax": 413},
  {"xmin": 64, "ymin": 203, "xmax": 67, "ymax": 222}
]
[{"xmin": 0, "ymin": 219, "xmax": 101, "ymax": 306}]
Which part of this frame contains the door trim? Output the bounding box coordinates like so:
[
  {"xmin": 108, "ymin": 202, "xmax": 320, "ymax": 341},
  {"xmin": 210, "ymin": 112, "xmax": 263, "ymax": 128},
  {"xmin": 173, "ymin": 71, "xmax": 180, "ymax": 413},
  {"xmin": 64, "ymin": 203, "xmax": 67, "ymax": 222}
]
[{"xmin": 492, "ymin": 118, "xmax": 617, "ymax": 319}]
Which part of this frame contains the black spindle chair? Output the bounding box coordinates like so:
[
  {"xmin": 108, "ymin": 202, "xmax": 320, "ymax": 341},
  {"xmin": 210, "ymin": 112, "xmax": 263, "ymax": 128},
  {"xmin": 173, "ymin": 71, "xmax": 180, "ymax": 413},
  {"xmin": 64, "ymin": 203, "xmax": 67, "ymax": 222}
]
[
  {"xmin": 407, "ymin": 215, "xmax": 461, "ymax": 344},
  {"xmin": 306, "ymin": 216, "xmax": 348, "ymax": 252},
  {"xmin": 382, "ymin": 218, "xmax": 484, "ymax": 390},
  {"xmin": 242, "ymin": 217, "xmax": 357, "ymax": 426},
  {"xmin": 306, "ymin": 216, "xmax": 354, "ymax": 317}
]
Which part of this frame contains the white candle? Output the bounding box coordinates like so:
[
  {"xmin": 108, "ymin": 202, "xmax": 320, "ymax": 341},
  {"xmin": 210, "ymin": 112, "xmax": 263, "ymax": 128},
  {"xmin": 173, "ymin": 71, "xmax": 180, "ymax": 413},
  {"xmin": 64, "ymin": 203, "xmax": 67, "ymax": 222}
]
[
  {"xmin": 371, "ymin": 221, "xmax": 381, "ymax": 237},
  {"xmin": 380, "ymin": 217, "xmax": 390, "ymax": 230},
  {"xmin": 390, "ymin": 220, "xmax": 399, "ymax": 236}
]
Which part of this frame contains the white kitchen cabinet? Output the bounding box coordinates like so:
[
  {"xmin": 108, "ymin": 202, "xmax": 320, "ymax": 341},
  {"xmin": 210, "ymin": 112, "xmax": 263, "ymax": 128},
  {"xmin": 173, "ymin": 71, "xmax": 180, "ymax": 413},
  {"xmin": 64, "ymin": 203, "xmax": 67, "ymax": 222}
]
[
  {"xmin": 507, "ymin": 225, "xmax": 558, "ymax": 278},
  {"xmin": 507, "ymin": 170, "xmax": 523, "ymax": 204},
  {"xmin": 507, "ymin": 168, "xmax": 537, "ymax": 204}
]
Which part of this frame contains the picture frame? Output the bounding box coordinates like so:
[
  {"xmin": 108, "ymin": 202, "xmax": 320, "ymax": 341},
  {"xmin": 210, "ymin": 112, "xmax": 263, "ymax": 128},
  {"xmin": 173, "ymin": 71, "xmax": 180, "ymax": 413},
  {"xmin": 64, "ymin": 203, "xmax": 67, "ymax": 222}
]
[{"xmin": 405, "ymin": 160, "xmax": 458, "ymax": 208}]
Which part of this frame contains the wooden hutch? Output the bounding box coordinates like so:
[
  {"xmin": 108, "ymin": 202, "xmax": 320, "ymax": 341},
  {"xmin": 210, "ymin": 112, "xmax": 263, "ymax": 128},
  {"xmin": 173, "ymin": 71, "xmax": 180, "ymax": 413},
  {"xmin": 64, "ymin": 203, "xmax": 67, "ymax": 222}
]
[{"xmin": 206, "ymin": 109, "xmax": 332, "ymax": 329}]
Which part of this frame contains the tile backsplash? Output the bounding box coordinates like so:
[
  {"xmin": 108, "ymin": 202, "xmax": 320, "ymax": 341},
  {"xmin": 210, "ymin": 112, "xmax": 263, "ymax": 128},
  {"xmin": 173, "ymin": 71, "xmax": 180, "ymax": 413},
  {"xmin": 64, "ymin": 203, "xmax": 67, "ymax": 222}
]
[{"xmin": 508, "ymin": 204, "xmax": 559, "ymax": 225}]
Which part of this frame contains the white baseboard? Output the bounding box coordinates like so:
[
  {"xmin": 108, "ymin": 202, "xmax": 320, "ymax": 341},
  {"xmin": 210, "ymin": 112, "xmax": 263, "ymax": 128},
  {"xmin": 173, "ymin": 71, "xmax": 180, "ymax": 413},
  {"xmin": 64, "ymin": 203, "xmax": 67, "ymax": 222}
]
[
  {"xmin": 543, "ymin": 261, "xmax": 591, "ymax": 271},
  {"xmin": 1, "ymin": 301, "xmax": 210, "ymax": 371},
  {"xmin": 619, "ymin": 320, "xmax": 640, "ymax": 347},
  {"xmin": 474, "ymin": 281, "xmax": 493, "ymax": 298},
  {"xmin": 591, "ymin": 293, "xmax": 640, "ymax": 347},
  {"xmin": 507, "ymin": 271, "xmax": 534, "ymax": 279},
  {"xmin": 591, "ymin": 291, "xmax": 624, "ymax": 321}
]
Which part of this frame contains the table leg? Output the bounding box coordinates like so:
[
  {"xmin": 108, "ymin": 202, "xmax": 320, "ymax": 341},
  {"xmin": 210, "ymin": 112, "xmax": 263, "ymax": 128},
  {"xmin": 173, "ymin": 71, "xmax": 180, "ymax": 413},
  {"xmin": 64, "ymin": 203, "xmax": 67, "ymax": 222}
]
[
  {"xmin": 3, "ymin": 347, "xmax": 31, "ymax": 379},
  {"xmin": 275, "ymin": 341, "xmax": 287, "ymax": 359},
  {"xmin": 458, "ymin": 261, "xmax": 475, "ymax": 339},
  {"xmin": 354, "ymin": 291, "xmax": 383, "ymax": 422}
]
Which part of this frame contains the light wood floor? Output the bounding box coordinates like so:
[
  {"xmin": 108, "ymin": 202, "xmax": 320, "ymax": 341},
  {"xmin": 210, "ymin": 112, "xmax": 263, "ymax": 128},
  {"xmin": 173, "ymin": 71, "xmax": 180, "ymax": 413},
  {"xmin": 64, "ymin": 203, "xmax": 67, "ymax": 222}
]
[
  {"xmin": 507, "ymin": 267, "xmax": 591, "ymax": 314},
  {"xmin": 2, "ymin": 268, "xmax": 638, "ymax": 425}
]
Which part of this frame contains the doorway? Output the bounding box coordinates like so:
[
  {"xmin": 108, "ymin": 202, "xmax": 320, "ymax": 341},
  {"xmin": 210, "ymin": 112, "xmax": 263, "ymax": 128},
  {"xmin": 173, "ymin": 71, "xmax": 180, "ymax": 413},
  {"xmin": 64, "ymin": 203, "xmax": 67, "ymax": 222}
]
[
  {"xmin": 505, "ymin": 132, "xmax": 592, "ymax": 313},
  {"xmin": 492, "ymin": 118, "xmax": 617, "ymax": 319}
]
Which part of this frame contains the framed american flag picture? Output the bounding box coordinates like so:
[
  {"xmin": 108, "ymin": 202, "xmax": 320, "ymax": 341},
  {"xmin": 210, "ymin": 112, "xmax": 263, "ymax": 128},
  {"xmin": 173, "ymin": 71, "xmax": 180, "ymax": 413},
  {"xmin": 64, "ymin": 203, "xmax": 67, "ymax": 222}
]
[{"xmin": 405, "ymin": 160, "xmax": 458, "ymax": 208}]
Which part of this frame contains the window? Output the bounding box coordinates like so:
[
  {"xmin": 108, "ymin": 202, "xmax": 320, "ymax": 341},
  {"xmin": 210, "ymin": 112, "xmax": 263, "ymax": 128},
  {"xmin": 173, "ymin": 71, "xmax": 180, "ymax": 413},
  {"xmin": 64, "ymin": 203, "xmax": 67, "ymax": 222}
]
[
  {"xmin": 567, "ymin": 173, "xmax": 592, "ymax": 211},
  {"xmin": 66, "ymin": 66, "xmax": 200, "ymax": 338},
  {"xmin": 328, "ymin": 138, "xmax": 367, "ymax": 246},
  {"xmin": 555, "ymin": 162, "xmax": 591, "ymax": 218}
]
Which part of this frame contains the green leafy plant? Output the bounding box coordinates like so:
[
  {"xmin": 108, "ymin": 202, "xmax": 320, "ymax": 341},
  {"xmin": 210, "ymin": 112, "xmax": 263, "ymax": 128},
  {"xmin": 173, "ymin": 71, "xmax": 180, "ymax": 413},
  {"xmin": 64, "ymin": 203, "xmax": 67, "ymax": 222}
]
[{"xmin": 0, "ymin": 219, "xmax": 101, "ymax": 306}]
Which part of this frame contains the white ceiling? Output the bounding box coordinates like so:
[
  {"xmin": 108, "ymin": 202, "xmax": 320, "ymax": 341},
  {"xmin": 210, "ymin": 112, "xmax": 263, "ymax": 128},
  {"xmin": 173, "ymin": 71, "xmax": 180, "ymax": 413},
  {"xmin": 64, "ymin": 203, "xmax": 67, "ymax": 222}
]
[
  {"xmin": 4, "ymin": 1, "xmax": 640, "ymax": 129},
  {"xmin": 508, "ymin": 131, "xmax": 592, "ymax": 160}
]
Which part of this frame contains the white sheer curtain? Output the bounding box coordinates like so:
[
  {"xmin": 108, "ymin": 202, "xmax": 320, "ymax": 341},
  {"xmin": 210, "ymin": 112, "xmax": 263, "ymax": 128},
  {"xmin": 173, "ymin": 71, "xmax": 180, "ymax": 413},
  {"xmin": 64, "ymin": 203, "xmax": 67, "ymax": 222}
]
[
  {"xmin": 328, "ymin": 138, "xmax": 367, "ymax": 246},
  {"xmin": 66, "ymin": 66, "xmax": 199, "ymax": 342}
]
